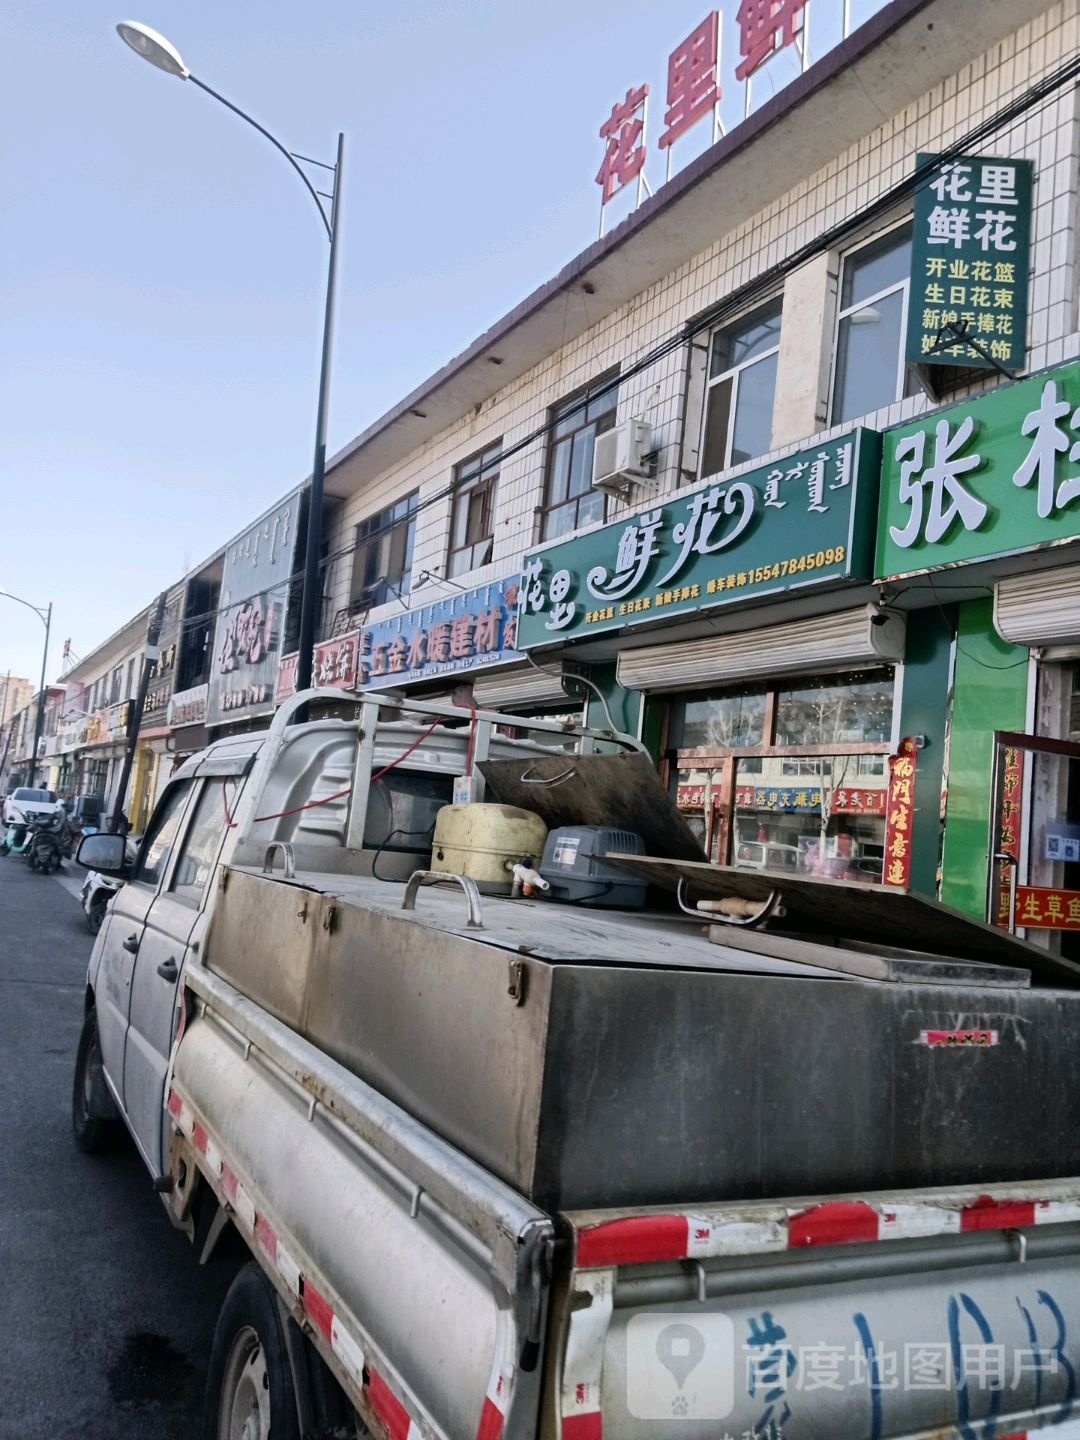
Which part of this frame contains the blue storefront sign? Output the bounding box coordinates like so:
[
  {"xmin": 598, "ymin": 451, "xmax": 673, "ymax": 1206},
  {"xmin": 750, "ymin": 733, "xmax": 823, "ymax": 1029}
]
[{"xmin": 361, "ymin": 576, "xmax": 522, "ymax": 689}]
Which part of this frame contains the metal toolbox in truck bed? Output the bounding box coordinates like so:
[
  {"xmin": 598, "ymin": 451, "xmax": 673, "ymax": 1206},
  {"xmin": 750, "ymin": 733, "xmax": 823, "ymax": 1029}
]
[{"xmin": 204, "ymin": 864, "xmax": 1080, "ymax": 1213}]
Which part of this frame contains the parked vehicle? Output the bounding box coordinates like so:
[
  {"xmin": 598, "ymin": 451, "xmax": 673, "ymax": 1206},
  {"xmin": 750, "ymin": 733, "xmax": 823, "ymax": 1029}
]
[
  {"xmin": 0, "ymin": 816, "xmax": 33, "ymax": 858},
  {"xmin": 2, "ymin": 786, "xmax": 62, "ymax": 826},
  {"xmin": 80, "ymin": 840, "xmax": 136, "ymax": 933},
  {"xmin": 26, "ymin": 808, "xmax": 79, "ymax": 874},
  {"xmin": 73, "ymin": 688, "xmax": 1080, "ymax": 1440}
]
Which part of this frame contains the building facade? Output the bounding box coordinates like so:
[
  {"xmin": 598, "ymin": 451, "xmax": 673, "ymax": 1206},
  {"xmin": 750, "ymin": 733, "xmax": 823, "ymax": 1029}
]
[{"xmin": 22, "ymin": 0, "xmax": 1080, "ymax": 948}]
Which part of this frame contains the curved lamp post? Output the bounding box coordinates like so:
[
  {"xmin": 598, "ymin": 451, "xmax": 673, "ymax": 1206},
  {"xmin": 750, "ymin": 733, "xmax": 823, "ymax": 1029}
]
[
  {"xmin": 0, "ymin": 589, "xmax": 52, "ymax": 784},
  {"xmin": 116, "ymin": 21, "xmax": 343, "ymax": 694}
]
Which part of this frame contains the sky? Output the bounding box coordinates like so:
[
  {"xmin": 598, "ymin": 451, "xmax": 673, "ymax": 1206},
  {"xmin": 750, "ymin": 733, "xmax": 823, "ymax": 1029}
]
[{"xmin": 1, "ymin": 0, "xmax": 880, "ymax": 686}]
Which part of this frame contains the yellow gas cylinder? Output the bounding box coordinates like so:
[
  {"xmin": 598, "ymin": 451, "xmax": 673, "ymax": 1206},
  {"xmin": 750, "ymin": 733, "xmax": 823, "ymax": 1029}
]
[{"xmin": 430, "ymin": 804, "xmax": 548, "ymax": 892}]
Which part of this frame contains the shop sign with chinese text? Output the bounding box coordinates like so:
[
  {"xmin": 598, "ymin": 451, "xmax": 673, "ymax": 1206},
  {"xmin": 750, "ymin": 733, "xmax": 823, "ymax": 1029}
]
[
  {"xmin": 362, "ymin": 577, "xmax": 522, "ymax": 690},
  {"xmin": 167, "ymin": 683, "xmax": 209, "ymax": 728},
  {"xmin": 518, "ymin": 429, "xmax": 880, "ymax": 647},
  {"xmin": 734, "ymin": 784, "xmax": 886, "ymax": 815},
  {"xmin": 276, "ymin": 632, "xmax": 362, "ymax": 704},
  {"xmin": 207, "ymin": 497, "xmax": 298, "ymax": 727},
  {"xmin": 998, "ymin": 886, "xmax": 1080, "ymax": 931},
  {"xmin": 876, "ymin": 362, "xmax": 1080, "ymax": 580},
  {"xmin": 906, "ymin": 154, "xmax": 1032, "ymax": 371},
  {"xmin": 594, "ymin": 3, "xmax": 880, "ymax": 226}
]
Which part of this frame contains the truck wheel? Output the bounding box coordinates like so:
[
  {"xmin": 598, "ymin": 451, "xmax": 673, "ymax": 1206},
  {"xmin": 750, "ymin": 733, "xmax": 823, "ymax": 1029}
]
[
  {"xmin": 72, "ymin": 1009, "xmax": 118, "ymax": 1154},
  {"xmin": 204, "ymin": 1262, "xmax": 301, "ymax": 1440}
]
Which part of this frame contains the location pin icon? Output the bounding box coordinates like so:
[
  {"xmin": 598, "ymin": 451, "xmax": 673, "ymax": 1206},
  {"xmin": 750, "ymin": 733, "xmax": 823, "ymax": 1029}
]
[{"xmin": 655, "ymin": 1322, "xmax": 706, "ymax": 1390}]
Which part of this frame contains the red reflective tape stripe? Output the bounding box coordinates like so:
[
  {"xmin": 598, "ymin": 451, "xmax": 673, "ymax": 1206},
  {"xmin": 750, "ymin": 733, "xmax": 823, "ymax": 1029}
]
[
  {"xmin": 367, "ymin": 1369, "xmax": 412, "ymax": 1440},
  {"xmin": 255, "ymin": 1214, "xmax": 278, "ymax": 1263},
  {"xmin": 788, "ymin": 1201, "xmax": 880, "ymax": 1248},
  {"xmin": 220, "ymin": 1164, "xmax": 238, "ymax": 1204},
  {"xmin": 303, "ymin": 1278, "xmax": 334, "ymax": 1343},
  {"xmin": 192, "ymin": 1122, "xmax": 209, "ymax": 1155},
  {"xmin": 476, "ymin": 1396, "xmax": 505, "ymax": 1440},
  {"xmin": 166, "ymin": 1090, "xmax": 183, "ymax": 1118},
  {"xmin": 960, "ymin": 1197, "xmax": 1037, "ymax": 1232},
  {"xmin": 576, "ymin": 1215, "xmax": 689, "ymax": 1266},
  {"xmin": 562, "ymin": 1416, "xmax": 603, "ymax": 1440}
]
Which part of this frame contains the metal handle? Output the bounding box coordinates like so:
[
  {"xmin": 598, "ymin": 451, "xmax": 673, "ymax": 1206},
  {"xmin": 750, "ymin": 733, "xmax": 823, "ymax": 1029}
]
[
  {"xmin": 123, "ymin": 933, "xmax": 139, "ymax": 954},
  {"xmin": 676, "ymin": 877, "xmax": 783, "ymax": 928},
  {"xmin": 262, "ymin": 842, "xmax": 296, "ymax": 879},
  {"xmin": 518, "ymin": 763, "xmax": 575, "ymax": 788},
  {"xmin": 156, "ymin": 957, "xmax": 179, "ymax": 983},
  {"xmin": 402, "ymin": 870, "xmax": 484, "ymax": 929}
]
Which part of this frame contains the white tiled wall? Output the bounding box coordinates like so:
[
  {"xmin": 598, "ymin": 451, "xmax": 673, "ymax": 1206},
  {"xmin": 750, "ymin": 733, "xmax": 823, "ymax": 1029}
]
[{"xmin": 323, "ymin": 0, "xmax": 1080, "ymax": 633}]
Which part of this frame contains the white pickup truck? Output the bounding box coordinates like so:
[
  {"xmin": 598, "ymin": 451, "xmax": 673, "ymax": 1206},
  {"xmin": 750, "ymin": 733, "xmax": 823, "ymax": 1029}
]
[{"xmin": 74, "ymin": 687, "xmax": 1080, "ymax": 1440}]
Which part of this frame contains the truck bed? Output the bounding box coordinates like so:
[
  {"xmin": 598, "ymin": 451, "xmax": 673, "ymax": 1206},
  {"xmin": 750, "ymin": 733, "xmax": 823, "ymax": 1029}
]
[{"xmin": 202, "ymin": 864, "xmax": 1080, "ymax": 1212}]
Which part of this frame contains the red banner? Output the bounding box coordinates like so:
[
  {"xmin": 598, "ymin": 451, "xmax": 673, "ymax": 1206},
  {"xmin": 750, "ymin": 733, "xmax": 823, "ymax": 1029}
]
[
  {"xmin": 994, "ymin": 745, "xmax": 1025, "ymax": 928},
  {"xmin": 883, "ymin": 737, "xmax": 917, "ymax": 889},
  {"xmin": 997, "ymin": 885, "xmax": 1080, "ymax": 930}
]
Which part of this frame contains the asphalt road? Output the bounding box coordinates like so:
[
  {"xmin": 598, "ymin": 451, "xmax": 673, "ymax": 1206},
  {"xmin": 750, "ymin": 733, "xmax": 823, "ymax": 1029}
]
[{"xmin": 0, "ymin": 857, "xmax": 234, "ymax": 1439}]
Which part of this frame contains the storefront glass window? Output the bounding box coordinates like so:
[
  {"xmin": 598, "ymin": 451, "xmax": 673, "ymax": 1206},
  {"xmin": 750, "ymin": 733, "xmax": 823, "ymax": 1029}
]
[
  {"xmin": 670, "ymin": 667, "xmax": 895, "ymax": 883},
  {"xmin": 675, "ymin": 686, "xmax": 767, "ymax": 750},
  {"xmin": 776, "ymin": 670, "xmax": 894, "ymax": 747}
]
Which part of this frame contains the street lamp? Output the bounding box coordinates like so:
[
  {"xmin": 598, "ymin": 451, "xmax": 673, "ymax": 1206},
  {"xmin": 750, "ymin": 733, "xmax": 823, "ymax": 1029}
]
[
  {"xmin": 116, "ymin": 21, "xmax": 344, "ymax": 694},
  {"xmin": 0, "ymin": 589, "xmax": 52, "ymax": 784}
]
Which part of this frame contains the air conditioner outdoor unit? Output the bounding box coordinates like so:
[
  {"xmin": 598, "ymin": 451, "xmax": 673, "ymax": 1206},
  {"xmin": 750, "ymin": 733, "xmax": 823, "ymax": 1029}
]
[{"xmin": 591, "ymin": 419, "xmax": 654, "ymax": 495}]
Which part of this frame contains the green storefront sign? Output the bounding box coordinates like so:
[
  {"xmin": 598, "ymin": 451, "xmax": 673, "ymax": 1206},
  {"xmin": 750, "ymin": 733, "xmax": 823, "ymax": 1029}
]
[
  {"xmin": 876, "ymin": 361, "xmax": 1080, "ymax": 580},
  {"xmin": 517, "ymin": 429, "xmax": 881, "ymax": 649},
  {"xmin": 906, "ymin": 153, "xmax": 1033, "ymax": 371}
]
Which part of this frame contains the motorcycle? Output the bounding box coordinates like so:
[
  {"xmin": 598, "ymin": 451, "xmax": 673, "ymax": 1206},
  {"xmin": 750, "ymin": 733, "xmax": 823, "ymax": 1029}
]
[
  {"xmin": 0, "ymin": 812, "xmax": 32, "ymax": 858},
  {"xmin": 26, "ymin": 810, "xmax": 80, "ymax": 875},
  {"xmin": 80, "ymin": 868, "xmax": 123, "ymax": 934}
]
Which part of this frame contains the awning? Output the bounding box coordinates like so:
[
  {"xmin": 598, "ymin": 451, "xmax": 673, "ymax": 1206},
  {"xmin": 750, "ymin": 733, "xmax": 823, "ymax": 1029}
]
[
  {"xmin": 995, "ymin": 565, "xmax": 1080, "ymax": 656},
  {"xmin": 616, "ymin": 605, "xmax": 905, "ymax": 693},
  {"xmin": 471, "ymin": 661, "xmax": 571, "ymax": 711}
]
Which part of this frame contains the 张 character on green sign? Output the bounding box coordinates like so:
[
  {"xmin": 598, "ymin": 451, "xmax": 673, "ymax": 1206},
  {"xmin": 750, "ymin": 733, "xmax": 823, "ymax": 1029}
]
[
  {"xmin": 876, "ymin": 361, "xmax": 1080, "ymax": 580},
  {"xmin": 906, "ymin": 153, "xmax": 1033, "ymax": 372}
]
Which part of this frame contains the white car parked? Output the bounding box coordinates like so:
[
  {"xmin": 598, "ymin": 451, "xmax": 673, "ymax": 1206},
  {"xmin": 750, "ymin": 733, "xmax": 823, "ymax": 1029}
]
[{"xmin": 3, "ymin": 786, "xmax": 63, "ymax": 825}]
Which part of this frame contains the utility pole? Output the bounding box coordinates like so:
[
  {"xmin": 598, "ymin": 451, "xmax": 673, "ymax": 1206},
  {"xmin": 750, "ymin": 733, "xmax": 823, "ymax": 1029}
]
[{"xmin": 110, "ymin": 592, "xmax": 167, "ymax": 834}]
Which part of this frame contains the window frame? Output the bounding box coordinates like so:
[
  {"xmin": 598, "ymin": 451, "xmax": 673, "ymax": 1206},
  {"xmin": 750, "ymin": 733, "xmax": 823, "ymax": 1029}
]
[
  {"xmin": 349, "ymin": 490, "xmax": 419, "ymax": 611},
  {"xmin": 447, "ymin": 442, "xmax": 501, "ymax": 578},
  {"xmin": 538, "ymin": 372, "xmax": 620, "ymax": 543},
  {"xmin": 830, "ymin": 219, "xmax": 916, "ymax": 425},
  {"xmin": 129, "ymin": 779, "xmax": 195, "ymax": 892},
  {"xmin": 168, "ymin": 775, "xmax": 241, "ymax": 909},
  {"xmin": 699, "ymin": 297, "xmax": 784, "ymax": 478}
]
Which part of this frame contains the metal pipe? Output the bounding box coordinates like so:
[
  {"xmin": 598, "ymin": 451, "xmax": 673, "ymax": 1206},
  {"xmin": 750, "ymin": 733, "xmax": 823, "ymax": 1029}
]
[
  {"xmin": 613, "ymin": 1226, "xmax": 1080, "ymax": 1309},
  {"xmin": 295, "ymin": 131, "xmax": 345, "ymax": 696}
]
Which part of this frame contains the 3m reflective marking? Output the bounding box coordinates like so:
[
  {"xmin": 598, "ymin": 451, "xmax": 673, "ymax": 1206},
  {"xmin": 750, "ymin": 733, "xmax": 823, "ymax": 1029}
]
[
  {"xmin": 476, "ymin": 1308, "xmax": 515, "ymax": 1440},
  {"xmin": 366, "ymin": 1368, "xmax": 421, "ymax": 1440},
  {"xmin": 560, "ymin": 1271, "xmax": 613, "ymax": 1440},
  {"xmin": 330, "ymin": 1315, "xmax": 366, "ymax": 1390},
  {"xmin": 921, "ymin": 1028, "xmax": 999, "ymax": 1047},
  {"xmin": 275, "ymin": 1241, "xmax": 302, "ymax": 1299},
  {"xmin": 572, "ymin": 1182, "xmax": 1080, "ymax": 1267},
  {"xmin": 255, "ymin": 1213, "xmax": 278, "ymax": 1263},
  {"xmin": 576, "ymin": 1214, "xmax": 689, "ymax": 1266},
  {"xmin": 302, "ymin": 1278, "xmax": 334, "ymax": 1343}
]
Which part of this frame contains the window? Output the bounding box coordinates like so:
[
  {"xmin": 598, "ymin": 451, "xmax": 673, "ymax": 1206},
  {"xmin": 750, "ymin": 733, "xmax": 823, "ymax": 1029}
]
[
  {"xmin": 832, "ymin": 222, "xmax": 920, "ymax": 423},
  {"xmin": 170, "ymin": 777, "xmax": 236, "ymax": 907},
  {"xmin": 132, "ymin": 781, "xmax": 192, "ymax": 890},
  {"xmin": 541, "ymin": 376, "xmax": 619, "ymax": 542},
  {"xmin": 448, "ymin": 443, "xmax": 500, "ymax": 577},
  {"xmin": 350, "ymin": 491, "xmax": 418, "ymax": 610},
  {"xmin": 700, "ymin": 299, "xmax": 782, "ymax": 476},
  {"xmin": 670, "ymin": 670, "xmax": 896, "ymax": 883}
]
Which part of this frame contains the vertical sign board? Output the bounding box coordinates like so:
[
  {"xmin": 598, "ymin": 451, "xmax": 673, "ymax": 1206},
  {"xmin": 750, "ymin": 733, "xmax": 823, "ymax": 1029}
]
[
  {"xmin": 207, "ymin": 497, "xmax": 298, "ymax": 727},
  {"xmin": 883, "ymin": 737, "xmax": 917, "ymax": 889},
  {"xmin": 994, "ymin": 743, "xmax": 1024, "ymax": 928},
  {"xmin": 876, "ymin": 361, "xmax": 1080, "ymax": 580},
  {"xmin": 518, "ymin": 429, "xmax": 880, "ymax": 647},
  {"xmin": 906, "ymin": 154, "xmax": 1033, "ymax": 371}
]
